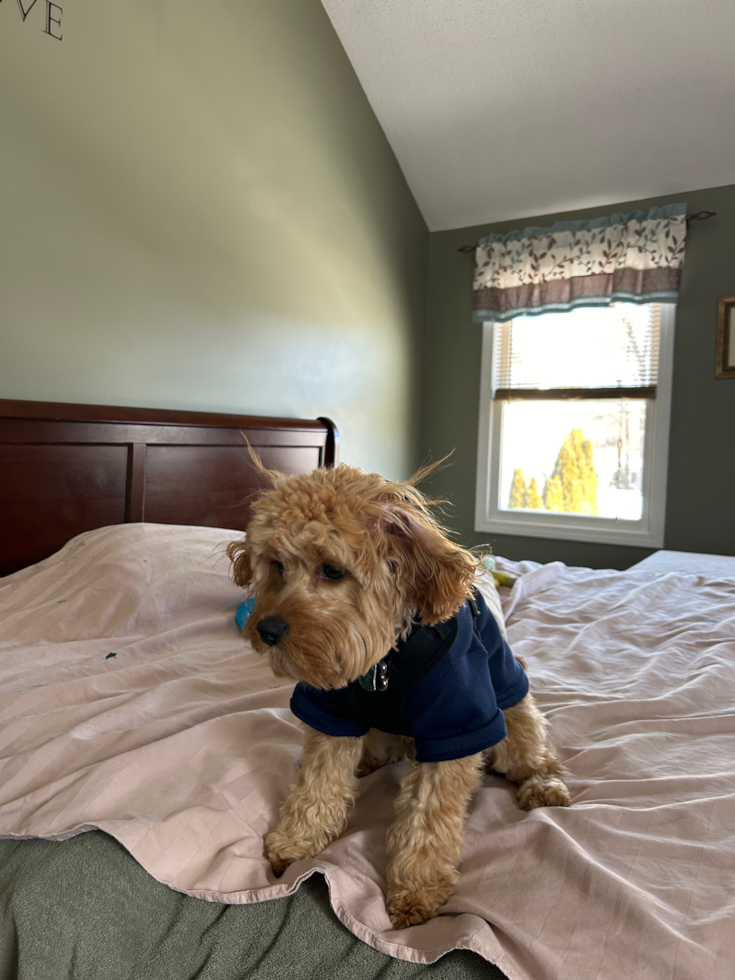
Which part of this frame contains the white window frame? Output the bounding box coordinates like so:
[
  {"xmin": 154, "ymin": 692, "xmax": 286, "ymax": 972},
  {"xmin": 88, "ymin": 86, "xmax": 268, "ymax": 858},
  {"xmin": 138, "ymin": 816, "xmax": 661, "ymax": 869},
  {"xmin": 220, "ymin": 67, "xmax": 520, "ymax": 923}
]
[{"xmin": 474, "ymin": 304, "xmax": 676, "ymax": 548}]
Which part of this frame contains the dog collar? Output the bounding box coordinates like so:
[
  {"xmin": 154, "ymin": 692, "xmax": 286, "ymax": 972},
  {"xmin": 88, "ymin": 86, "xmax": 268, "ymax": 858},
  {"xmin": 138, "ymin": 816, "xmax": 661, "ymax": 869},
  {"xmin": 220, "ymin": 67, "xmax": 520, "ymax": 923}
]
[{"xmin": 355, "ymin": 596, "xmax": 482, "ymax": 697}]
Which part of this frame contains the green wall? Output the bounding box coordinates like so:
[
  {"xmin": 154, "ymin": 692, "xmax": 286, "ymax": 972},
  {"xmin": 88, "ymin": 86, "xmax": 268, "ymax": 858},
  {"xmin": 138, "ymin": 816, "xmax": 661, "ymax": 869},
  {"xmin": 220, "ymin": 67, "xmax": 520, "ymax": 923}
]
[
  {"xmin": 422, "ymin": 186, "xmax": 735, "ymax": 568},
  {"xmin": 0, "ymin": 0, "xmax": 428, "ymax": 479}
]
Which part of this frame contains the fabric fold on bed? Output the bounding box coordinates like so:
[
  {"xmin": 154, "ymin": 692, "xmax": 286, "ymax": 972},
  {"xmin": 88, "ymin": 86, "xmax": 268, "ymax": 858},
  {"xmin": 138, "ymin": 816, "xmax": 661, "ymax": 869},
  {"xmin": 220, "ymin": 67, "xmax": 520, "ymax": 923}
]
[{"xmin": 1, "ymin": 524, "xmax": 734, "ymax": 980}]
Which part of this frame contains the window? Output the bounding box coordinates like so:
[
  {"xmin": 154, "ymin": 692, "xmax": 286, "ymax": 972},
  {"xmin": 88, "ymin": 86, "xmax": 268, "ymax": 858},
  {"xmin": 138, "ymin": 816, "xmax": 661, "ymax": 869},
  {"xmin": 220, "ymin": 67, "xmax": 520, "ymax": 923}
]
[{"xmin": 475, "ymin": 302, "xmax": 675, "ymax": 546}]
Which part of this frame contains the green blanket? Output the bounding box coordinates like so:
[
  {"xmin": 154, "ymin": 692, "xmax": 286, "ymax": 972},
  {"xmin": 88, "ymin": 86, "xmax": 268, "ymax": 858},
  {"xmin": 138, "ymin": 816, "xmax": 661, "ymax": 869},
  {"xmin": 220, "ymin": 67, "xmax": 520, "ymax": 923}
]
[{"xmin": 0, "ymin": 833, "xmax": 507, "ymax": 980}]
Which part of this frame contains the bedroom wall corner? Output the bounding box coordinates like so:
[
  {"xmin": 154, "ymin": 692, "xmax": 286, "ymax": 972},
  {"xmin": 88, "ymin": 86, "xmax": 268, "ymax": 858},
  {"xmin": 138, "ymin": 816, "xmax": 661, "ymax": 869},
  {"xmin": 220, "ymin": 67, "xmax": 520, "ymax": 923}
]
[
  {"xmin": 420, "ymin": 184, "xmax": 735, "ymax": 568},
  {"xmin": 0, "ymin": 0, "xmax": 429, "ymax": 480}
]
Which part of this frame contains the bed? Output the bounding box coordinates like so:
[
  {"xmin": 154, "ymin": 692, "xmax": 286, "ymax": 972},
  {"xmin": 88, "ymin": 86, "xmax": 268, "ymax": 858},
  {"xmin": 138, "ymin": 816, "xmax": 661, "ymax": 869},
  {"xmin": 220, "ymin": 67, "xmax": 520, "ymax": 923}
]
[{"xmin": 1, "ymin": 399, "xmax": 733, "ymax": 980}]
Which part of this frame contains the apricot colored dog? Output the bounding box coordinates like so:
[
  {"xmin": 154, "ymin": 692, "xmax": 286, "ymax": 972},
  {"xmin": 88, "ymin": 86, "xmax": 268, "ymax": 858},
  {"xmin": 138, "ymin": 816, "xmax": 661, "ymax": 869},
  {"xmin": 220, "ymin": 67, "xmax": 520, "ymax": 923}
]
[{"xmin": 229, "ymin": 464, "xmax": 569, "ymax": 929}]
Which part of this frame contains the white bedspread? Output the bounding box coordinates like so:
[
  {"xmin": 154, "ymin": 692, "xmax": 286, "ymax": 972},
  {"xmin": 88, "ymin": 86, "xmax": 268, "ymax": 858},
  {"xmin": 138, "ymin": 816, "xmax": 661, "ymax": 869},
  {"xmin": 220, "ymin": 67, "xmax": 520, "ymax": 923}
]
[{"xmin": 0, "ymin": 524, "xmax": 733, "ymax": 980}]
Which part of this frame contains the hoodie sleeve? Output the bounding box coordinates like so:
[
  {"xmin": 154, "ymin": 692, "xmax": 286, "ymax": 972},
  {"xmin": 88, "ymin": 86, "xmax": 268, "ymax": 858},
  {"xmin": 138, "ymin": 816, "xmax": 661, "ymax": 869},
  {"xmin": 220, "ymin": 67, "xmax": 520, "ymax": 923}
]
[
  {"xmin": 474, "ymin": 589, "xmax": 529, "ymax": 710},
  {"xmin": 290, "ymin": 683, "xmax": 369, "ymax": 738}
]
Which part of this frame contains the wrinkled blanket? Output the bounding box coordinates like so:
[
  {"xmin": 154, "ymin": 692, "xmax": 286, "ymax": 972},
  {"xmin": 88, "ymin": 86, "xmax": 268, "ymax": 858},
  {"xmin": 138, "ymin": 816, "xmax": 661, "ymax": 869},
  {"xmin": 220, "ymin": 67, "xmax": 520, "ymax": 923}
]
[{"xmin": 1, "ymin": 524, "xmax": 733, "ymax": 980}]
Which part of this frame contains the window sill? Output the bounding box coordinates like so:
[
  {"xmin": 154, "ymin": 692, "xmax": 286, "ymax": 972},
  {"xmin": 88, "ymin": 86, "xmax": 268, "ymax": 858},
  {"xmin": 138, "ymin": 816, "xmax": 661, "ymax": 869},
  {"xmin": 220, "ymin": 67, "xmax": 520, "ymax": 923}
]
[{"xmin": 475, "ymin": 514, "xmax": 664, "ymax": 548}]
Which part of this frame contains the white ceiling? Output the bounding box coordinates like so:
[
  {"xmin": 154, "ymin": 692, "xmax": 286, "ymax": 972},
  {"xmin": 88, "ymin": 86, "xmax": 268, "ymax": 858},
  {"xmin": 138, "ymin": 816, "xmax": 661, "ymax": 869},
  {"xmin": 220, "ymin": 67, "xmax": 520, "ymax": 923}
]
[{"xmin": 321, "ymin": 0, "xmax": 735, "ymax": 231}]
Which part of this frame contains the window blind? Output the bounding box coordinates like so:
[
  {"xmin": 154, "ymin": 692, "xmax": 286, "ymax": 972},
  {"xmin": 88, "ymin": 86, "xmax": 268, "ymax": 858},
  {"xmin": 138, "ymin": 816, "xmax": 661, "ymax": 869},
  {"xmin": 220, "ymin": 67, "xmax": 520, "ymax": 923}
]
[{"xmin": 492, "ymin": 303, "xmax": 660, "ymax": 400}]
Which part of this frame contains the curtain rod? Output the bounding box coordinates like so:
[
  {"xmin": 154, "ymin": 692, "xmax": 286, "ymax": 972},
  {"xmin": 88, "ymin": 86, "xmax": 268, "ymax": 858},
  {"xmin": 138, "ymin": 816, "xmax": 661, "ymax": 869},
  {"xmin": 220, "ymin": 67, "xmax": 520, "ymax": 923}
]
[{"xmin": 457, "ymin": 210, "xmax": 717, "ymax": 253}]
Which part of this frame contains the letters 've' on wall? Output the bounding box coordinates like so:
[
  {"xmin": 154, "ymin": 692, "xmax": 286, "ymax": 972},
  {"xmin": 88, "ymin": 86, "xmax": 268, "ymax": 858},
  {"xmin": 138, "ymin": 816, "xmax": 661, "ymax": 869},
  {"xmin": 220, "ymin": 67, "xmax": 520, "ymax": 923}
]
[{"xmin": 9, "ymin": 0, "xmax": 63, "ymax": 41}]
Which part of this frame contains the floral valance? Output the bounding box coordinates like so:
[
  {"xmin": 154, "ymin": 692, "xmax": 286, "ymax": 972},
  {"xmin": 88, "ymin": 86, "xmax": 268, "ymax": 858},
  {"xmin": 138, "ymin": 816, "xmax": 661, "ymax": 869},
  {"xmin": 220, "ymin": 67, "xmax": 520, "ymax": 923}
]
[{"xmin": 473, "ymin": 203, "xmax": 687, "ymax": 323}]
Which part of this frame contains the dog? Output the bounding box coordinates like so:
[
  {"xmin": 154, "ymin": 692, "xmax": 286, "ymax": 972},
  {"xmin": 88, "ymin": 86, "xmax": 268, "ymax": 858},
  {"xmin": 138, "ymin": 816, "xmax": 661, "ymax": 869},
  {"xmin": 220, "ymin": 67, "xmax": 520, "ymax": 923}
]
[{"xmin": 228, "ymin": 463, "xmax": 570, "ymax": 930}]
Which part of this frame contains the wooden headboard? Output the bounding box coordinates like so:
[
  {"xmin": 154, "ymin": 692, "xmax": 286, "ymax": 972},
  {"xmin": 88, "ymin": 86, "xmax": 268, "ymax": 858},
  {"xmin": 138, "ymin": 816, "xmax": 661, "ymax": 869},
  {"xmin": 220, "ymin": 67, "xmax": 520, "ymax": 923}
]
[{"xmin": 0, "ymin": 399, "xmax": 339, "ymax": 577}]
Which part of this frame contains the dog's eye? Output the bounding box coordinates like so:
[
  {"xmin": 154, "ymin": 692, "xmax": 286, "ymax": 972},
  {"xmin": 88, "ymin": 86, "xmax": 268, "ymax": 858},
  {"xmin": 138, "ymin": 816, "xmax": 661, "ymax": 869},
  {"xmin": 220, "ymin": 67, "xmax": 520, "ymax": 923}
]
[
  {"xmin": 272, "ymin": 560, "xmax": 284, "ymax": 575},
  {"xmin": 322, "ymin": 564, "xmax": 345, "ymax": 581}
]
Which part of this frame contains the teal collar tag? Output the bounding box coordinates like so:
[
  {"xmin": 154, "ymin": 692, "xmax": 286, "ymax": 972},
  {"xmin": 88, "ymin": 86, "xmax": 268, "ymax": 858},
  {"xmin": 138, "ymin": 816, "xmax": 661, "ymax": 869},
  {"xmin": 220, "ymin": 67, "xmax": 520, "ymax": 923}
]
[
  {"xmin": 358, "ymin": 661, "xmax": 389, "ymax": 692},
  {"xmin": 359, "ymin": 664, "xmax": 377, "ymax": 691}
]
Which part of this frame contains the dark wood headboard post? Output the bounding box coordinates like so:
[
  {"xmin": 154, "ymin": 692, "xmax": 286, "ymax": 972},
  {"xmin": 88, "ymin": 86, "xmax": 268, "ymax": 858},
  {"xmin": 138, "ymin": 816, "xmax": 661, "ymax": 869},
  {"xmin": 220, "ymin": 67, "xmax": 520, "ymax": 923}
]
[
  {"xmin": 317, "ymin": 417, "xmax": 340, "ymax": 468},
  {"xmin": 0, "ymin": 399, "xmax": 340, "ymax": 576}
]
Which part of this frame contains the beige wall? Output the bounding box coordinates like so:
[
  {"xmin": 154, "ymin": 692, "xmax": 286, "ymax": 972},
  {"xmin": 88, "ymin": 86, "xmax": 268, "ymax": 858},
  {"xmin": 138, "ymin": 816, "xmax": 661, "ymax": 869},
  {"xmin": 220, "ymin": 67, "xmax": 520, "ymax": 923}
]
[{"xmin": 0, "ymin": 0, "xmax": 428, "ymax": 478}]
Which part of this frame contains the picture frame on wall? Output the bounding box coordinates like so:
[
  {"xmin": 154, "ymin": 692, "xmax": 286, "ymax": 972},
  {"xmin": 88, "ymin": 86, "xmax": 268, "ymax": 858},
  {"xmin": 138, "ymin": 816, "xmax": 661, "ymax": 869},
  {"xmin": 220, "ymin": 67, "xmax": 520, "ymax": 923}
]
[{"xmin": 716, "ymin": 296, "xmax": 735, "ymax": 379}]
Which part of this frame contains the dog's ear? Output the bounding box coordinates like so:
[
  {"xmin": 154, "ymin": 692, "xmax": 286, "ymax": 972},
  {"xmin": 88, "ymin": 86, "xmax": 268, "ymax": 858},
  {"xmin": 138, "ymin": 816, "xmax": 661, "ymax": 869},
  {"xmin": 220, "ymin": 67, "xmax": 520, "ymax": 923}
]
[
  {"xmin": 227, "ymin": 538, "xmax": 252, "ymax": 589},
  {"xmin": 378, "ymin": 506, "xmax": 477, "ymax": 625}
]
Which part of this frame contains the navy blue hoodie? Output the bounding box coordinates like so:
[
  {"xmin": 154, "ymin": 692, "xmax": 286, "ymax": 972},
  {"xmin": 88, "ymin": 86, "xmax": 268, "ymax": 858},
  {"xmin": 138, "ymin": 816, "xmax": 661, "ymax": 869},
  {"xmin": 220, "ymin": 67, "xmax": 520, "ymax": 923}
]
[{"xmin": 290, "ymin": 589, "xmax": 528, "ymax": 762}]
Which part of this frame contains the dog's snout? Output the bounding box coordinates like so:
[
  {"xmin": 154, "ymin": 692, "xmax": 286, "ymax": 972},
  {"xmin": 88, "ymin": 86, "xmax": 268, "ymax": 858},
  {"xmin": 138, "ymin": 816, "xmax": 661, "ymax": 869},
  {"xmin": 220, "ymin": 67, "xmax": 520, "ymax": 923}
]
[{"xmin": 256, "ymin": 616, "xmax": 290, "ymax": 647}]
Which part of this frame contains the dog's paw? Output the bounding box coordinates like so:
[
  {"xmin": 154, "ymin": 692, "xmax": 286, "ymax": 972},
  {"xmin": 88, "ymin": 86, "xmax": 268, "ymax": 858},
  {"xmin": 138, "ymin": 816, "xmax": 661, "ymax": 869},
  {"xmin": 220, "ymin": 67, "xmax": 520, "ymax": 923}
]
[
  {"xmin": 265, "ymin": 830, "xmax": 311, "ymax": 877},
  {"xmin": 517, "ymin": 773, "xmax": 571, "ymax": 810},
  {"xmin": 386, "ymin": 880, "xmax": 455, "ymax": 930}
]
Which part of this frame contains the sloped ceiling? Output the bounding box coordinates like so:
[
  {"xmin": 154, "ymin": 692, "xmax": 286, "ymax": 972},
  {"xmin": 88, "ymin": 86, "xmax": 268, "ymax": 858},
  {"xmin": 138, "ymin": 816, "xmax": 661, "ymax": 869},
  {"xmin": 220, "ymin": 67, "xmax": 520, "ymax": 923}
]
[{"xmin": 321, "ymin": 0, "xmax": 735, "ymax": 230}]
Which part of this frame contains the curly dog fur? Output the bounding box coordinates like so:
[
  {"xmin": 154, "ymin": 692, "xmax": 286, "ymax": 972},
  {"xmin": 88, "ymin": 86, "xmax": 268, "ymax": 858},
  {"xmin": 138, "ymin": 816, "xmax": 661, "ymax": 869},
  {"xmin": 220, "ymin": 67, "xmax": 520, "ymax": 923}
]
[{"xmin": 229, "ymin": 463, "xmax": 569, "ymax": 929}]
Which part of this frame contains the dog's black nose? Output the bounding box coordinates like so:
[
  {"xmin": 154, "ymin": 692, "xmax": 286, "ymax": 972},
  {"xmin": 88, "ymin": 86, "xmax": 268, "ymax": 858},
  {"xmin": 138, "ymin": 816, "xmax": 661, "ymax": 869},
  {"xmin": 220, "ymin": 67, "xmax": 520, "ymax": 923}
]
[{"xmin": 256, "ymin": 617, "xmax": 290, "ymax": 646}]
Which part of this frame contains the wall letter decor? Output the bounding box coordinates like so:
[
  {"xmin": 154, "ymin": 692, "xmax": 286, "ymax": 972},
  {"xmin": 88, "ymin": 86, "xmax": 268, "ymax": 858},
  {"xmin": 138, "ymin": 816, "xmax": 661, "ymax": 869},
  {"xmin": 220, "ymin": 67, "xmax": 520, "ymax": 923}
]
[
  {"xmin": 43, "ymin": 0, "xmax": 61, "ymax": 39},
  {"xmin": 1, "ymin": 0, "xmax": 63, "ymax": 38}
]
